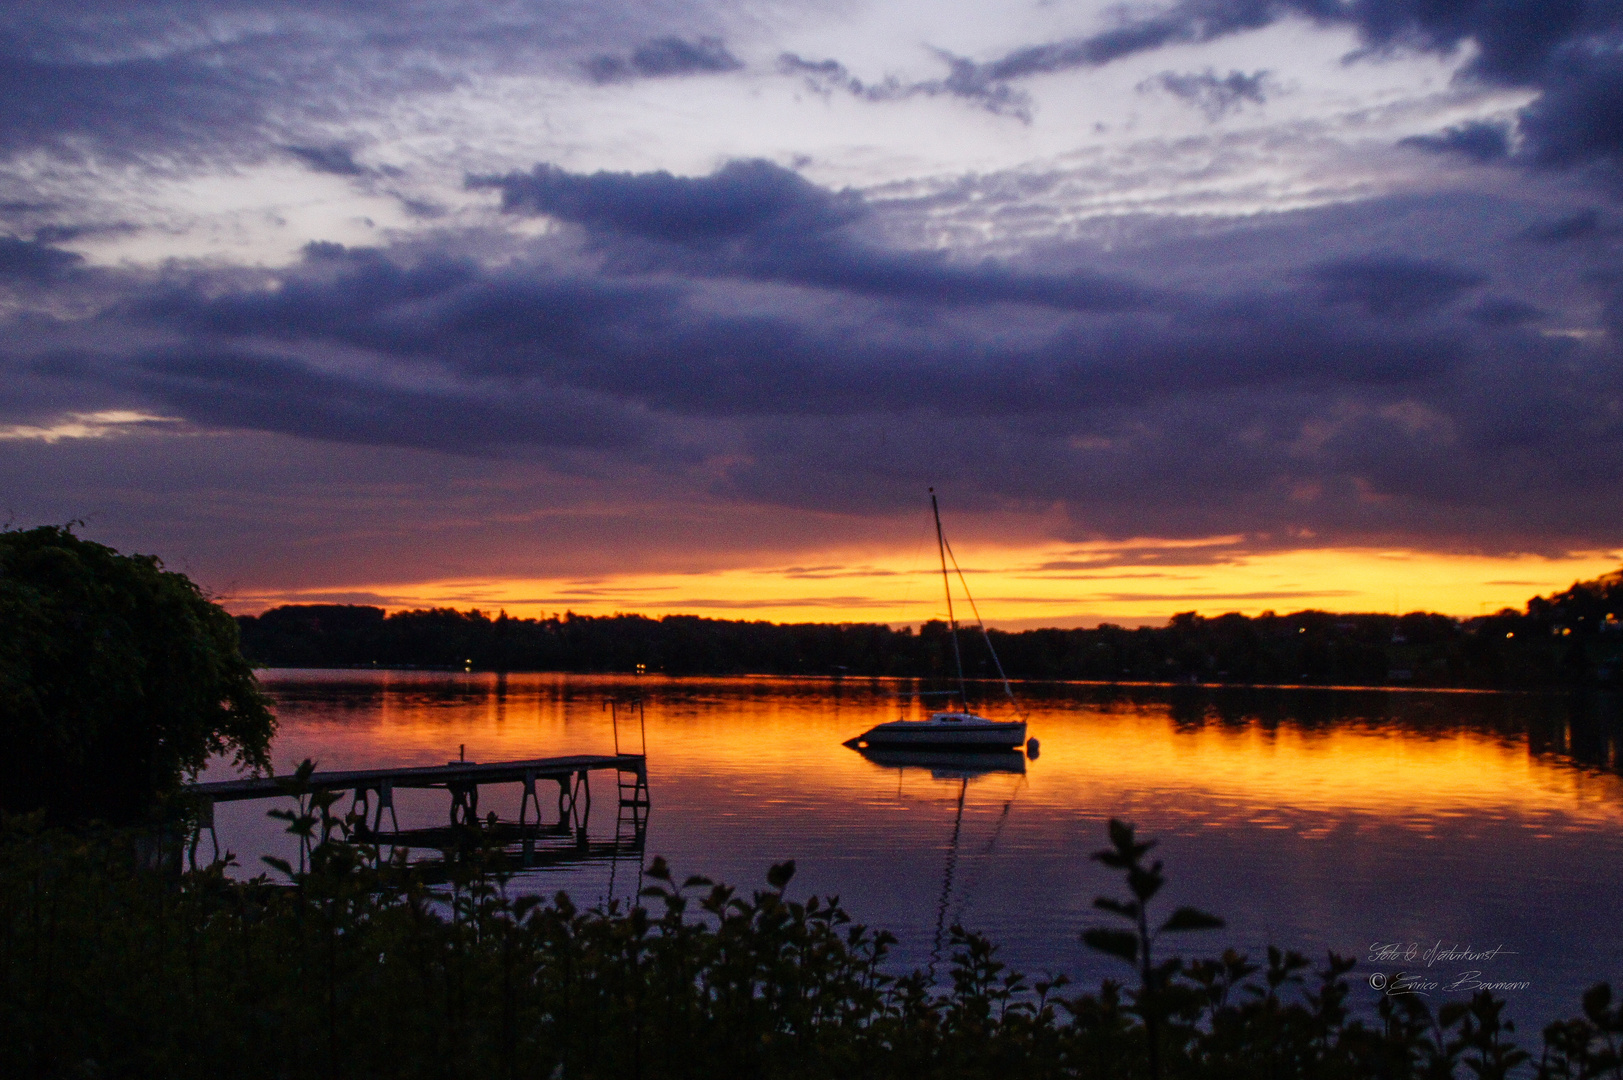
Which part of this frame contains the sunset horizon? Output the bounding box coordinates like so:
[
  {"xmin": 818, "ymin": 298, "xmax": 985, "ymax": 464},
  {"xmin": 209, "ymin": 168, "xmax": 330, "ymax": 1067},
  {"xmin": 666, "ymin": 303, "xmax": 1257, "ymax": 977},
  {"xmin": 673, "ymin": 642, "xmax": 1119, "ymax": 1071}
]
[
  {"xmin": 5, "ymin": 1, "xmax": 1623, "ymax": 619},
  {"xmin": 217, "ymin": 536, "xmax": 1623, "ymax": 629}
]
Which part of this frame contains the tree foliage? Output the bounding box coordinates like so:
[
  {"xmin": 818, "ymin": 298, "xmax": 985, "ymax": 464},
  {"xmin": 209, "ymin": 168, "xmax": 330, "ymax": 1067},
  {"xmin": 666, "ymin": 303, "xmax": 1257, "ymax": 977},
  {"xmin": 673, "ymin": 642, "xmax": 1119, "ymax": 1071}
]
[
  {"xmin": 0, "ymin": 809, "xmax": 1616, "ymax": 1080},
  {"xmin": 235, "ymin": 563, "xmax": 1623, "ymax": 689},
  {"xmin": 0, "ymin": 526, "xmax": 274, "ymax": 823}
]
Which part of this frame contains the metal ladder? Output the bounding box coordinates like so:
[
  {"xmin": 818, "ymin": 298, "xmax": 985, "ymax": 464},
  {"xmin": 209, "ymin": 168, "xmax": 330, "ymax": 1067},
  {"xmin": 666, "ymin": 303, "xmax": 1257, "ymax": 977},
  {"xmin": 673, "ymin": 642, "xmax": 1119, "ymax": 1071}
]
[{"xmin": 603, "ymin": 696, "xmax": 651, "ymax": 903}]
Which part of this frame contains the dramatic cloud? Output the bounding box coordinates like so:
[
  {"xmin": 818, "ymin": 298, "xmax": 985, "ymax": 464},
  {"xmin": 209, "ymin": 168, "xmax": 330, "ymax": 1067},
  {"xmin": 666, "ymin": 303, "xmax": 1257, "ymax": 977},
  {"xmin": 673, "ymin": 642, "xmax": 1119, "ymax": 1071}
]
[
  {"xmin": 470, "ymin": 160, "xmax": 1153, "ymax": 311},
  {"xmin": 777, "ymin": 50, "xmax": 1034, "ymax": 118},
  {"xmin": 0, "ymin": 3, "xmax": 737, "ymax": 165},
  {"xmin": 808, "ymin": 0, "xmax": 1623, "ymax": 172},
  {"xmin": 0, "ymin": 236, "xmax": 82, "ymax": 282},
  {"xmin": 1140, "ymin": 69, "xmax": 1274, "ymax": 119},
  {"xmin": 1468, "ymin": 297, "xmax": 1546, "ymax": 326},
  {"xmin": 778, "ymin": 54, "xmax": 909, "ymax": 103},
  {"xmin": 3, "ymin": 0, "xmax": 1623, "ymax": 607},
  {"xmin": 284, "ymin": 144, "xmax": 369, "ymax": 176},
  {"xmin": 584, "ymin": 36, "xmax": 743, "ymax": 83},
  {"xmin": 1310, "ymin": 256, "xmax": 1487, "ymax": 318},
  {"xmin": 0, "ymin": 43, "xmax": 269, "ymax": 158},
  {"xmin": 1521, "ymin": 209, "xmax": 1604, "ymax": 243},
  {"xmin": 4, "ymin": 153, "xmax": 1611, "ymax": 558},
  {"xmin": 1400, "ymin": 120, "xmax": 1513, "ymax": 163}
]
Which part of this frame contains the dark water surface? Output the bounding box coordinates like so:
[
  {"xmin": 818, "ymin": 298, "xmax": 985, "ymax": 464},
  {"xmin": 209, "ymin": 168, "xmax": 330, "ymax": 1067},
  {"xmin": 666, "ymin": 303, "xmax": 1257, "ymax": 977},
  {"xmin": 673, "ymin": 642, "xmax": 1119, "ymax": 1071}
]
[{"xmin": 203, "ymin": 671, "xmax": 1623, "ymax": 1030}]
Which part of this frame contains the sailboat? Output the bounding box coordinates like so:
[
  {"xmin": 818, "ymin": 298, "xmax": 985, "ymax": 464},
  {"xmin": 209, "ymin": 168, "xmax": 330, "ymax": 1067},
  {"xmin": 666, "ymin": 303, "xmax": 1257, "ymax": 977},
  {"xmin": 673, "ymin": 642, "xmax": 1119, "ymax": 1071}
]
[{"xmin": 845, "ymin": 489, "xmax": 1030, "ymax": 751}]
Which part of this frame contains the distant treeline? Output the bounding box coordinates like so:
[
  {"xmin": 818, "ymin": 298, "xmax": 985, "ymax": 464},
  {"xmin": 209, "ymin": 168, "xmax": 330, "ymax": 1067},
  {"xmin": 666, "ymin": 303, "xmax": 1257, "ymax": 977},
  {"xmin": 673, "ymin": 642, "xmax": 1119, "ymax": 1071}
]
[{"xmin": 236, "ymin": 569, "xmax": 1623, "ymax": 689}]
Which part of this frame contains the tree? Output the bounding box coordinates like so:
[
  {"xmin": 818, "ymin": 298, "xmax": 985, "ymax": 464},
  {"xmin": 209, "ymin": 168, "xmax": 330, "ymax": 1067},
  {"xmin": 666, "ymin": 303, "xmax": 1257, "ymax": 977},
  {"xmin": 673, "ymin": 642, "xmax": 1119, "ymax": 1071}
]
[{"xmin": 0, "ymin": 526, "xmax": 274, "ymax": 824}]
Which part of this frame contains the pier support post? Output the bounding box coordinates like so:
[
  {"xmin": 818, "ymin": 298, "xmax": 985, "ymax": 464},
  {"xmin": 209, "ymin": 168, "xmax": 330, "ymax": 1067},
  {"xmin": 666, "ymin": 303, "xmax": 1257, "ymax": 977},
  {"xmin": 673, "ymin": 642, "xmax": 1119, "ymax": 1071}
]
[
  {"xmin": 349, "ymin": 787, "xmax": 370, "ymax": 834},
  {"xmin": 571, "ymin": 770, "xmax": 591, "ymax": 825},
  {"xmin": 372, "ymin": 781, "xmax": 398, "ymax": 834},
  {"xmin": 449, "ymin": 783, "xmax": 479, "ymax": 828},
  {"xmin": 188, "ymin": 797, "xmax": 219, "ymax": 870},
  {"xmin": 518, "ymin": 770, "xmax": 540, "ymax": 827}
]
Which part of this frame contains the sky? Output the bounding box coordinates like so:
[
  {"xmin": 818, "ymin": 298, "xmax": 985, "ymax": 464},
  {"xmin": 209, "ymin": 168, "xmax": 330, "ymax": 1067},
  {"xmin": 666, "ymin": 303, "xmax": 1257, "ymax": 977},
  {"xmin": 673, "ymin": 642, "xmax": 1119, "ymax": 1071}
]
[{"xmin": 3, "ymin": 0, "xmax": 1623, "ymax": 626}]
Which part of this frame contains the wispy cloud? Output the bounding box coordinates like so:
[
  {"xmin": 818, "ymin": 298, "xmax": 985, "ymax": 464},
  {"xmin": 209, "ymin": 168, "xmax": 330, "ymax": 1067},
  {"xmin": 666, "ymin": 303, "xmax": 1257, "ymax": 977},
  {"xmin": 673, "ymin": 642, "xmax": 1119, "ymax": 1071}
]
[{"xmin": 0, "ymin": 411, "xmax": 180, "ymax": 443}]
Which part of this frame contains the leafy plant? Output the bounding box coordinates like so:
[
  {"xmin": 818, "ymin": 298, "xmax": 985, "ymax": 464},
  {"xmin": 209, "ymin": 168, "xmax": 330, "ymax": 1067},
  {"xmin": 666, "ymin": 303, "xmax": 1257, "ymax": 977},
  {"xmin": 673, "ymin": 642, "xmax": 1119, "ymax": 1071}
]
[
  {"xmin": 0, "ymin": 526, "xmax": 274, "ymax": 823},
  {"xmin": 1083, "ymin": 818, "xmax": 1225, "ymax": 1079},
  {"xmin": 0, "ymin": 811, "xmax": 1613, "ymax": 1080}
]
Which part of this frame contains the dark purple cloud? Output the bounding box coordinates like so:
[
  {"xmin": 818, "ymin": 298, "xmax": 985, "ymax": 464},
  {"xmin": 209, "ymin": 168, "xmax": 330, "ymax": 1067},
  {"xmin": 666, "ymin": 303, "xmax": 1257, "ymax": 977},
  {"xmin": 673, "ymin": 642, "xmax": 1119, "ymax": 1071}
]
[
  {"xmin": 283, "ymin": 144, "xmax": 368, "ymax": 176},
  {"xmin": 778, "ymin": 54, "xmax": 908, "ymax": 102},
  {"xmin": 1141, "ymin": 69, "xmax": 1274, "ymax": 119},
  {"xmin": 0, "ymin": 236, "xmax": 82, "ymax": 282},
  {"xmin": 584, "ymin": 36, "xmax": 743, "ymax": 83},
  {"xmin": 1520, "ymin": 209, "xmax": 1605, "ymax": 243},
  {"xmin": 470, "ymin": 160, "xmax": 1156, "ymax": 312},
  {"xmin": 975, "ymin": 0, "xmax": 1595, "ymax": 85},
  {"xmin": 120, "ymin": 348, "xmax": 642, "ymax": 453},
  {"xmin": 473, "ymin": 159, "xmax": 865, "ymax": 244},
  {"xmin": 1520, "ymin": 52, "xmax": 1623, "ymax": 167},
  {"xmin": 1311, "ymin": 256, "xmax": 1487, "ymax": 318},
  {"xmin": 0, "ymin": 40, "xmax": 270, "ymax": 158},
  {"xmin": 4, "ymin": 160, "xmax": 1610, "ymax": 553},
  {"xmin": 0, "ymin": 5, "xmax": 743, "ymax": 163},
  {"xmin": 1400, "ymin": 120, "xmax": 1512, "ymax": 163},
  {"xmin": 809, "ymin": 0, "xmax": 1623, "ymax": 172},
  {"xmin": 1469, "ymin": 297, "xmax": 1547, "ymax": 326}
]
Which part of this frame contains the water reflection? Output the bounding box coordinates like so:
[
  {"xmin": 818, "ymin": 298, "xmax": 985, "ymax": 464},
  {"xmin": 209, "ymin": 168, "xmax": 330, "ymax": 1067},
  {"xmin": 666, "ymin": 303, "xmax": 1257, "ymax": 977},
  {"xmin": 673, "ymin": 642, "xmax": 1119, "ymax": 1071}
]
[
  {"xmin": 203, "ymin": 671, "xmax": 1623, "ymax": 1028},
  {"xmin": 854, "ymin": 745, "xmax": 1028, "ymax": 778}
]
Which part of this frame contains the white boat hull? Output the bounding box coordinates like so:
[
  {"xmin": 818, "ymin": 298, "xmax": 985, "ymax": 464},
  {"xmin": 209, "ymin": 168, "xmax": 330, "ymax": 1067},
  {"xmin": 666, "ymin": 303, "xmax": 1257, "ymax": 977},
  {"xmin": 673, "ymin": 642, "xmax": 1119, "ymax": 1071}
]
[
  {"xmin": 856, "ymin": 746, "xmax": 1027, "ymax": 776},
  {"xmin": 851, "ymin": 713, "xmax": 1027, "ymax": 749}
]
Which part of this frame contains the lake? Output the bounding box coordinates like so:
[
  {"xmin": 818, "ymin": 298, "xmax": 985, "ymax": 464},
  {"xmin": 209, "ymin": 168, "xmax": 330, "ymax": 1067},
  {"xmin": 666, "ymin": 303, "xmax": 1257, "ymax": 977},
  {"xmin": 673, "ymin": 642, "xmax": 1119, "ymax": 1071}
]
[{"xmin": 203, "ymin": 670, "xmax": 1623, "ymax": 1031}]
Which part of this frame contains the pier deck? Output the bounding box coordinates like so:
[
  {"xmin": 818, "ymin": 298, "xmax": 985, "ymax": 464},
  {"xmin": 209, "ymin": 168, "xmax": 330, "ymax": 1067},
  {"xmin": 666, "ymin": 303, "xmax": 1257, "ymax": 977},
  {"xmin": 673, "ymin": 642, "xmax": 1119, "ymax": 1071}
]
[
  {"xmin": 183, "ymin": 753, "xmax": 651, "ymax": 870},
  {"xmin": 190, "ymin": 754, "xmax": 646, "ymax": 802}
]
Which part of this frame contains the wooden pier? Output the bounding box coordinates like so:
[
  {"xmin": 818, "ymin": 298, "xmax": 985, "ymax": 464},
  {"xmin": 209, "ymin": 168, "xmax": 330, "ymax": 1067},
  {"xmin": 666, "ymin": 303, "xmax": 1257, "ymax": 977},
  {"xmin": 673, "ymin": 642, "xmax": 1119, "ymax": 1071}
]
[{"xmin": 185, "ymin": 752, "xmax": 651, "ymax": 872}]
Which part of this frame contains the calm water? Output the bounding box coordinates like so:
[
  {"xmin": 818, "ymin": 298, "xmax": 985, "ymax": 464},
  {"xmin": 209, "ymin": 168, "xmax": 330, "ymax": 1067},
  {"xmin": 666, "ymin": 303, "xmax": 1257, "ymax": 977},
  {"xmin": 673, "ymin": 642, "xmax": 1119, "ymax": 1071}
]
[{"xmin": 202, "ymin": 671, "xmax": 1623, "ymax": 1030}]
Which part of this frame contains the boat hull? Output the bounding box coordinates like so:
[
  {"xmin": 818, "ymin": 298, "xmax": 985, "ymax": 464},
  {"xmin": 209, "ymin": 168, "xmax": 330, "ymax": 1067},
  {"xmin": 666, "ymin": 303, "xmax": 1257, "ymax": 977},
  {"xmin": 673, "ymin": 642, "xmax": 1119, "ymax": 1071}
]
[
  {"xmin": 856, "ymin": 746, "xmax": 1027, "ymax": 776},
  {"xmin": 852, "ymin": 718, "xmax": 1027, "ymax": 749}
]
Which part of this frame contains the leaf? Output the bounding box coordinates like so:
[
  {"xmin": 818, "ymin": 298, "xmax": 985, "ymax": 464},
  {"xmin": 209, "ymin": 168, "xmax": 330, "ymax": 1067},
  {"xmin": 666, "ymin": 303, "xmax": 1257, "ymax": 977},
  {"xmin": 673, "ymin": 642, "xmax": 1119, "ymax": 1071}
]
[
  {"xmin": 261, "ymin": 856, "xmax": 293, "ymax": 875},
  {"xmin": 1127, "ymin": 863, "xmax": 1165, "ymax": 902},
  {"xmin": 1082, "ymin": 928, "xmax": 1139, "ymax": 964},
  {"xmin": 1582, "ymin": 982, "xmax": 1614, "ymax": 1026},
  {"xmin": 1160, "ymin": 906, "xmax": 1225, "ymax": 933},
  {"xmin": 767, "ymin": 860, "xmax": 796, "ymax": 891},
  {"xmin": 1093, "ymin": 897, "xmax": 1140, "ymax": 920}
]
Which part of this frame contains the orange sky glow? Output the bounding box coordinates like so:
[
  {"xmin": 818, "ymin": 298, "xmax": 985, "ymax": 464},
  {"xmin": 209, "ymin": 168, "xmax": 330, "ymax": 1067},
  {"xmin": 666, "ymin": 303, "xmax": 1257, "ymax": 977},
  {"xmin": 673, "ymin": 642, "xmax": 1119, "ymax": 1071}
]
[{"xmin": 225, "ymin": 541, "xmax": 1623, "ymax": 628}]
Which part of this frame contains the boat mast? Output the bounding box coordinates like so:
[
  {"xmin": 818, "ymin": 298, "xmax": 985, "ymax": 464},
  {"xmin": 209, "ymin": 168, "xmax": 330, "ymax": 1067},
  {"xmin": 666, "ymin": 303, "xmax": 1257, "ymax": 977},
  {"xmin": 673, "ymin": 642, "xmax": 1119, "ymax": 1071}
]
[{"xmin": 930, "ymin": 488, "xmax": 968, "ymax": 710}]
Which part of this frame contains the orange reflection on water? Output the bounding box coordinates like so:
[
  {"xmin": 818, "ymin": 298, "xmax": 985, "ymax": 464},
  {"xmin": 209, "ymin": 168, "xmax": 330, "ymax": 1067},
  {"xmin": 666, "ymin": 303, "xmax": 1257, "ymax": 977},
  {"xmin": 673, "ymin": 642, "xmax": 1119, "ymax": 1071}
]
[
  {"xmin": 212, "ymin": 672, "xmax": 1623, "ymax": 1030},
  {"xmin": 1046, "ymin": 714, "xmax": 1620, "ymax": 813},
  {"xmin": 246, "ymin": 673, "xmax": 1623, "ymax": 843}
]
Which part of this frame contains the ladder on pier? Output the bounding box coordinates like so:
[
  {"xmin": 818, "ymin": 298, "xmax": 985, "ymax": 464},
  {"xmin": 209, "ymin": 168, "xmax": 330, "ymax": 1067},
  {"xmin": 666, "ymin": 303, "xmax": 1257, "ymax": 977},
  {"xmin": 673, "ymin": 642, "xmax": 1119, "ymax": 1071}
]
[{"xmin": 606, "ymin": 696, "xmax": 652, "ymax": 836}]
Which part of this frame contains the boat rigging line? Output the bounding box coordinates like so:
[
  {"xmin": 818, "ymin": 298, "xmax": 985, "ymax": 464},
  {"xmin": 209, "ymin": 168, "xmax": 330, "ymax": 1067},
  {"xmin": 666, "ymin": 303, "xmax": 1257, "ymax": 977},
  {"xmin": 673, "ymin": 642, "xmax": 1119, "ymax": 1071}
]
[
  {"xmin": 930, "ymin": 487, "xmax": 968, "ymax": 710},
  {"xmin": 930, "ymin": 488, "xmax": 1023, "ymax": 720}
]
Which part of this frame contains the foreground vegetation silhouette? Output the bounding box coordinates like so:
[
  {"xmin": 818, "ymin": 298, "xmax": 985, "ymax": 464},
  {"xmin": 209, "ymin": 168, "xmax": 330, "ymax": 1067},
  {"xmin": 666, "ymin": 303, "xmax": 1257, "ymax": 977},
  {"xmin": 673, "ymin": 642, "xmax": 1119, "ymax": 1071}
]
[
  {"xmin": 0, "ymin": 526, "xmax": 274, "ymax": 824},
  {"xmin": 2, "ymin": 802, "xmax": 1617, "ymax": 1080}
]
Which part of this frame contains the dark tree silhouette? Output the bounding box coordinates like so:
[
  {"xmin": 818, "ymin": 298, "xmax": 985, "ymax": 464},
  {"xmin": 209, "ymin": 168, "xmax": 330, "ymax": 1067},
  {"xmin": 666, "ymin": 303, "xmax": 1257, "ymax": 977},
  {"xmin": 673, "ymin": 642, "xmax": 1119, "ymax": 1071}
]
[{"xmin": 0, "ymin": 526, "xmax": 274, "ymax": 823}]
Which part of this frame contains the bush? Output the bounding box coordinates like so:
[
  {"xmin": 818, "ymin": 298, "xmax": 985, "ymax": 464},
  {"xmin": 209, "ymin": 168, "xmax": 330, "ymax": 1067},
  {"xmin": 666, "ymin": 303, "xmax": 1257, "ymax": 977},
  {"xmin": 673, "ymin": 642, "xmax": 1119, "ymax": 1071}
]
[
  {"xmin": 0, "ymin": 526, "xmax": 274, "ymax": 823},
  {"xmin": 0, "ymin": 806, "xmax": 1616, "ymax": 1080}
]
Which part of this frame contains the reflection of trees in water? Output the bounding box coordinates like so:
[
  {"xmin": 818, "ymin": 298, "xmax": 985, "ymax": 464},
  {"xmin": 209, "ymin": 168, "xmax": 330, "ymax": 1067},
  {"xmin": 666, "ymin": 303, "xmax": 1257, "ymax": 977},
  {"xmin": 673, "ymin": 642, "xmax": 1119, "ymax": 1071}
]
[{"xmin": 1014, "ymin": 682, "xmax": 1623, "ymax": 778}]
